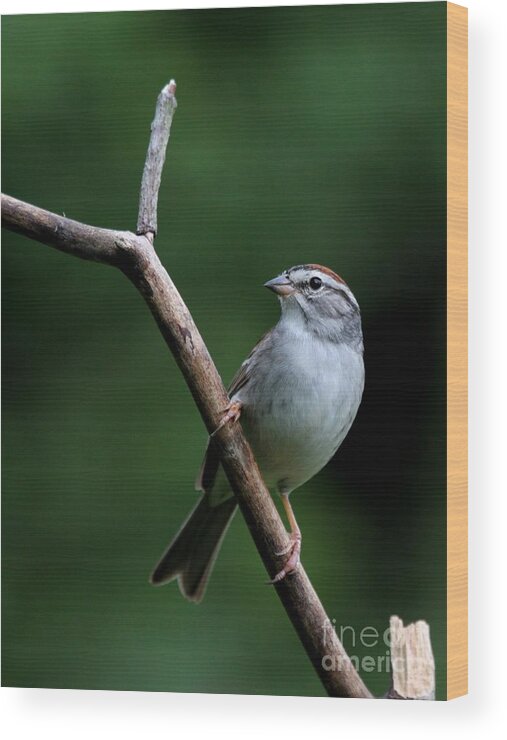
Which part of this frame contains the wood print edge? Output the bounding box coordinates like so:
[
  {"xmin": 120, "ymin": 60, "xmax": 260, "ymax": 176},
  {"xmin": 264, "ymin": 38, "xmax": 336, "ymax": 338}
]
[{"xmin": 446, "ymin": 1, "xmax": 468, "ymax": 701}]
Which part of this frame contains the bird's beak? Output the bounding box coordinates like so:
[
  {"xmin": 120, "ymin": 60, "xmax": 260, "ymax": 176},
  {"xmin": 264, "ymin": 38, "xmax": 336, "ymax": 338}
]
[{"xmin": 264, "ymin": 275, "xmax": 295, "ymax": 296}]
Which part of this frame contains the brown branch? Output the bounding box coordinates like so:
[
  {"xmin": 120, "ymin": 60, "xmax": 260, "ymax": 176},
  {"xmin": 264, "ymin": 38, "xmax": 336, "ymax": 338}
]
[
  {"xmin": 1, "ymin": 78, "xmax": 434, "ymax": 700},
  {"xmin": 0, "ymin": 194, "xmax": 132, "ymax": 265}
]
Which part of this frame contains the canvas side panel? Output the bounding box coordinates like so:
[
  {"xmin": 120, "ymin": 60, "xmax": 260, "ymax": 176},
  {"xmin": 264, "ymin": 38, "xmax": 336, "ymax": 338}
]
[{"xmin": 447, "ymin": 1, "xmax": 468, "ymax": 701}]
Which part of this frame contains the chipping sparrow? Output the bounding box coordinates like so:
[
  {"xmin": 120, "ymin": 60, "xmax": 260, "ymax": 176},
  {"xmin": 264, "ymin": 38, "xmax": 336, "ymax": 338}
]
[{"xmin": 151, "ymin": 264, "xmax": 364, "ymax": 602}]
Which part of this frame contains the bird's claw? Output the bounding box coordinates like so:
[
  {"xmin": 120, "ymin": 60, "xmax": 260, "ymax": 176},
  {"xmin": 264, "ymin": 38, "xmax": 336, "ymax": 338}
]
[
  {"xmin": 275, "ymin": 543, "xmax": 293, "ymax": 557},
  {"xmin": 267, "ymin": 531, "xmax": 302, "ymax": 584},
  {"xmin": 210, "ymin": 401, "xmax": 242, "ymax": 437}
]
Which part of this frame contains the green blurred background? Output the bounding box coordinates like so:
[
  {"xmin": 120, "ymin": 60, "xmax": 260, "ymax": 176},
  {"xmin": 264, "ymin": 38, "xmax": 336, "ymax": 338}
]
[{"xmin": 2, "ymin": 3, "xmax": 447, "ymax": 698}]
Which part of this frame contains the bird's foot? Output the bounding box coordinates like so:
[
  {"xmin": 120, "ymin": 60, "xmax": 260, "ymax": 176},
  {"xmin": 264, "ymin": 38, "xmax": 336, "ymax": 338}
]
[
  {"xmin": 210, "ymin": 400, "xmax": 242, "ymax": 437},
  {"xmin": 268, "ymin": 530, "xmax": 302, "ymax": 584}
]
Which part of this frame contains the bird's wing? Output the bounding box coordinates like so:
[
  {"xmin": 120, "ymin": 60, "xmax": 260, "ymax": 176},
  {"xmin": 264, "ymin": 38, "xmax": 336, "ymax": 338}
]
[{"xmin": 195, "ymin": 329, "xmax": 272, "ymax": 493}]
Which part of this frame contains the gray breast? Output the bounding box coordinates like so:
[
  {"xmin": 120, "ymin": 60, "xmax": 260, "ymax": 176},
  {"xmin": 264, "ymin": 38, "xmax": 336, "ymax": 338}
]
[{"xmin": 234, "ymin": 330, "xmax": 364, "ymax": 493}]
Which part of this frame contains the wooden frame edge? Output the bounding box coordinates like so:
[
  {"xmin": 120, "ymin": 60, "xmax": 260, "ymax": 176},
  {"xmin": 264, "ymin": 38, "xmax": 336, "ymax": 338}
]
[{"xmin": 446, "ymin": 1, "xmax": 468, "ymax": 700}]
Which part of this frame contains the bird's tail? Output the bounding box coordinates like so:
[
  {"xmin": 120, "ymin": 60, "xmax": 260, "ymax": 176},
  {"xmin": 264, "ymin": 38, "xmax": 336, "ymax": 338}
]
[{"xmin": 149, "ymin": 493, "xmax": 237, "ymax": 603}]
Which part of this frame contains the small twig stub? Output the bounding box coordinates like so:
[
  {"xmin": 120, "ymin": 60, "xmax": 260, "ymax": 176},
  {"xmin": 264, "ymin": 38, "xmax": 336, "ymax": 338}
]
[
  {"xmin": 136, "ymin": 79, "xmax": 178, "ymax": 238},
  {"xmin": 386, "ymin": 616, "xmax": 435, "ymax": 700}
]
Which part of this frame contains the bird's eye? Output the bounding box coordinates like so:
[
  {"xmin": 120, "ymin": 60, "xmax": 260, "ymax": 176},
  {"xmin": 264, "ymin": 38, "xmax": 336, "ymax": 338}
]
[{"xmin": 309, "ymin": 276, "xmax": 322, "ymax": 290}]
